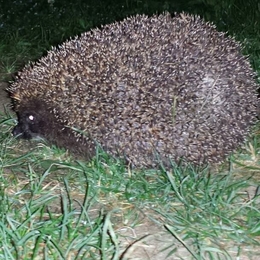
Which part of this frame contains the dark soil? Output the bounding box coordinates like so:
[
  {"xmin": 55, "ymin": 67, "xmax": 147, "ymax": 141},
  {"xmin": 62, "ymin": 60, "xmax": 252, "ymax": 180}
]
[{"xmin": 0, "ymin": 81, "xmax": 12, "ymax": 114}]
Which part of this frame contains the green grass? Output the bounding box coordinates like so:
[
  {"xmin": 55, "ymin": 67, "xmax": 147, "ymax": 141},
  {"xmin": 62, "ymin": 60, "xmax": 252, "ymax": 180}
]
[
  {"xmin": 0, "ymin": 115, "xmax": 260, "ymax": 258},
  {"xmin": 0, "ymin": 0, "xmax": 260, "ymax": 259}
]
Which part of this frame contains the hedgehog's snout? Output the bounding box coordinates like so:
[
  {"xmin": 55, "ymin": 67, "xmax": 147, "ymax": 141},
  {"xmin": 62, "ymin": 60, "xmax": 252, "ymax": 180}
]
[
  {"xmin": 12, "ymin": 123, "xmax": 24, "ymax": 138},
  {"xmin": 12, "ymin": 122, "xmax": 34, "ymax": 139},
  {"xmin": 12, "ymin": 124, "xmax": 22, "ymax": 137}
]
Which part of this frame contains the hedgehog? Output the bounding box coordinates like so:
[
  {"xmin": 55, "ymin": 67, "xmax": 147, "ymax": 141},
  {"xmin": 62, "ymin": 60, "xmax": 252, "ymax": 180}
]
[{"xmin": 8, "ymin": 12, "xmax": 258, "ymax": 168}]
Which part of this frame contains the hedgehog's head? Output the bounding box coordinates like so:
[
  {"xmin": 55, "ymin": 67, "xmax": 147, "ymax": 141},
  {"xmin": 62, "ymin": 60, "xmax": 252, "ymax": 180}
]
[
  {"xmin": 12, "ymin": 98, "xmax": 59, "ymax": 140},
  {"xmin": 12, "ymin": 97, "xmax": 96, "ymax": 159}
]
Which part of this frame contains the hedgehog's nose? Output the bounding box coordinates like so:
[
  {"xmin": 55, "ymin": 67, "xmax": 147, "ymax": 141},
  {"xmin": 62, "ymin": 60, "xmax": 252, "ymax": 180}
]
[
  {"xmin": 12, "ymin": 125, "xmax": 23, "ymax": 137},
  {"xmin": 12, "ymin": 124, "xmax": 29, "ymax": 139}
]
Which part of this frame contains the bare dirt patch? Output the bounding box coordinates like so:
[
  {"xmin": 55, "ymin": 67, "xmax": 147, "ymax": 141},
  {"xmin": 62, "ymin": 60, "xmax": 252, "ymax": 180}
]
[{"xmin": 118, "ymin": 218, "xmax": 260, "ymax": 260}]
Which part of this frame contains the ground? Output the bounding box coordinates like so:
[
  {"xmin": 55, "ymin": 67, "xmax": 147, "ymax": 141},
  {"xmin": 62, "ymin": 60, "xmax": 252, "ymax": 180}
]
[
  {"xmin": 1, "ymin": 80, "xmax": 260, "ymax": 259},
  {"xmin": 0, "ymin": 81, "xmax": 10, "ymax": 113}
]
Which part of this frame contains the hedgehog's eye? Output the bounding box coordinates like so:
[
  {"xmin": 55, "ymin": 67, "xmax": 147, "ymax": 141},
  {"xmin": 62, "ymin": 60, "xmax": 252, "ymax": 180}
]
[
  {"xmin": 28, "ymin": 115, "xmax": 34, "ymax": 121},
  {"xmin": 26, "ymin": 114, "xmax": 37, "ymax": 124}
]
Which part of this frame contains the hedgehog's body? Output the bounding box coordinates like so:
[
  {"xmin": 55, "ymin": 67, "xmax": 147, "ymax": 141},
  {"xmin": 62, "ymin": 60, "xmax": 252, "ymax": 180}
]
[{"xmin": 9, "ymin": 13, "xmax": 258, "ymax": 168}]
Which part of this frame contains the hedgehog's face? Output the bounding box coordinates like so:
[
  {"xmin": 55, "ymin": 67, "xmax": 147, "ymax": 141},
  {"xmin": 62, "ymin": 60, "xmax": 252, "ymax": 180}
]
[
  {"xmin": 11, "ymin": 98, "xmax": 95, "ymax": 159},
  {"xmin": 13, "ymin": 110, "xmax": 47, "ymax": 139},
  {"xmin": 12, "ymin": 99, "xmax": 56, "ymax": 140}
]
